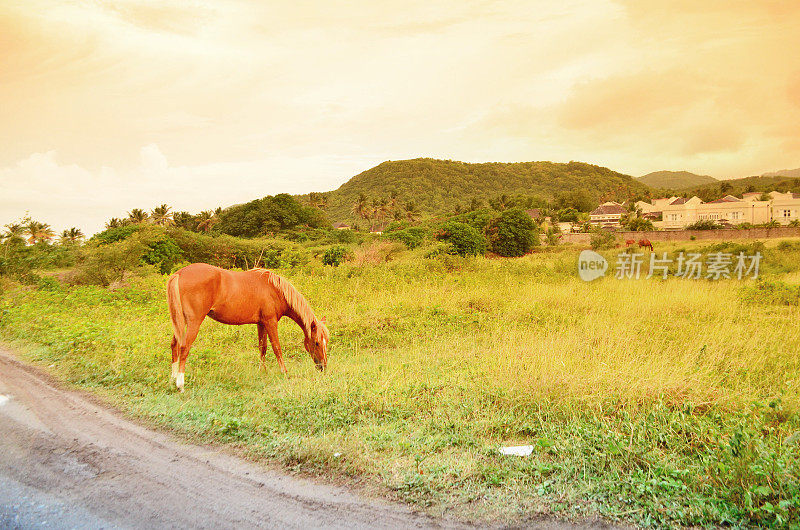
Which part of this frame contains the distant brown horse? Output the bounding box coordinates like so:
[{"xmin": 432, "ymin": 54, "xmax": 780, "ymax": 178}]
[
  {"xmin": 166, "ymin": 263, "xmax": 329, "ymax": 391},
  {"xmin": 638, "ymin": 239, "xmax": 654, "ymax": 251},
  {"xmin": 625, "ymin": 239, "xmax": 636, "ymax": 247}
]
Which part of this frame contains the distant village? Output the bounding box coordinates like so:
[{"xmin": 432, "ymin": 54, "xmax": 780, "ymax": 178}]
[{"xmin": 578, "ymin": 190, "xmax": 800, "ymax": 232}]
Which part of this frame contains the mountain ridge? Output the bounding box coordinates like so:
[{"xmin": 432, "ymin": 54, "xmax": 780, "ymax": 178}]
[
  {"xmin": 637, "ymin": 170, "xmax": 717, "ymax": 189},
  {"xmin": 763, "ymin": 168, "xmax": 800, "ymax": 179},
  {"xmin": 311, "ymin": 158, "xmax": 651, "ymax": 222}
]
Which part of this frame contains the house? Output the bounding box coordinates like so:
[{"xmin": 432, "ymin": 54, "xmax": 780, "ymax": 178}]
[
  {"xmin": 659, "ymin": 195, "xmax": 771, "ymax": 228},
  {"xmin": 589, "ymin": 202, "xmax": 627, "ymax": 228},
  {"xmin": 525, "ymin": 208, "xmax": 544, "ymax": 221},
  {"xmin": 332, "ymin": 222, "xmax": 351, "ymax": 230},
  {"xmin": 635, "ymin": 197, "xmax": 676, "ymax": 216},
  {"xmin": 767, "ymin": 191, "xmax": 800, "ymax": 224}
]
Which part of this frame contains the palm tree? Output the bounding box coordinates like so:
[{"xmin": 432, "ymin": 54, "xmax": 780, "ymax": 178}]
[
  {"xmin": 352, "ymin": 193, "xmax": 370, "ymax": 229},
  {"xmin": 352, "ymin": 193, "xmax": 368, "ymax": 217},
  {"xmin": 128, "ymin": 208, "xmax": 149, "ymax": 224},
  {"xmin": 404, "ymin": 201, "xmax": 421, "ymax": 223},
  {"xmin": 151, "ymin": 204, "xmax": 173, "ymax": 226},
  {"xmin": 386, "ymin": 190, "xmax": 399, "ymax": 216},
  {"xmin": 2, "ymin": 223, "xmax": 25, "ymax": 246},
  {"xmin": 60, "ymin": 227, "xmax": 84, "ymax": 245},
  {"xmin": 196, "ymin": 210, "xmax": 219, "ymax": 233},
  {"xmin": 24, "ymin": 220, "xmax": 54, "ymax": 244},
  {"xmin": 371, "ymin": 198, "xmax": 389, "ymax": 232},
  {"xmin": 106, "ymin": 217, "xmax": 125, "ymax": 229},
  {"xmin": 308, "ymin": 192, "xmax": 329, "ymax": 210}
]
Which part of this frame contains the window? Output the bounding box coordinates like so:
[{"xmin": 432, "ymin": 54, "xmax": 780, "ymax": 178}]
[{"xmin": 783, "ymin": 209, "xmax": 792, "ymax": 218}]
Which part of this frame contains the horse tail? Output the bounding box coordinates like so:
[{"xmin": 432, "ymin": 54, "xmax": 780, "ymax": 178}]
[{"xmin": 167, "ymin": 274, "xmax": 187, "ymax": 347}]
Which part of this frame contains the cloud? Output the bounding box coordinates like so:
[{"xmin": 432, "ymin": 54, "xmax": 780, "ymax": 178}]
[
  {"xmin": 0, "ymin": 145, "xmax": 381, "ymax": 235},
  {"xmin": 1, "ymin": 0, "xmax": 800, "ymax": 215}
]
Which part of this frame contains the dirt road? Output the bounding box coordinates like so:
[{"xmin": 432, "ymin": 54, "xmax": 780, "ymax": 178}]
[{"xmin": 0, "ymin": 348, "xmax": 604, "ymax": 529}]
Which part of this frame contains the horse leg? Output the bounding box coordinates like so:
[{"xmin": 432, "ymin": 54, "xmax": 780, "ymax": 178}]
[
  {"xmin": 176, "ymin": 319, "xmax": 202, "ymax": 392},
  {"xmin": 257, "ymin": 323, "xmax": 269, "ymax": 371},
  {"xmin": 264, "ymin": 319, "xmax": 288, "ymax": 374},
  {"xmin": 170, "ymin": 336, "xmax": 179, "ymax": 382}
]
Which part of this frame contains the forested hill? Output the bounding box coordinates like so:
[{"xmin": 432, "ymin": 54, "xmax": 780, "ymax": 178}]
[
  {"xmin": 637, "ymin": 170, "xmax": 716, "ymax": 189},
  {"xmin": 763, "ymin": 168, "xmax": 800, "ymax": 178},
  {"xmin": 683, "ymin": 174, "xmax": 800, "ymax": 202},
  {"xmin": 318, "ymin": 158, "xmax": 650, "ymax": 221}
]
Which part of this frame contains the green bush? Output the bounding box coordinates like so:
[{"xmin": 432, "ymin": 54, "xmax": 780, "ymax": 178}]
[
  {"xmin": 0, "ymin": 242, "xmax": 78, "ymax": 279},
  {"xmin": 91, "ymin": 224, "xmax": 141, "ymax": 244},
  {"xmin": 448, "ymin": 209, "xmax": 497, "ymax": 232},
  {"xmin": 326, "ymin": 229, "xmax": 359, "ymax": 244},
  {"xmin": 36, "ymin": 276, "xmax": 62, "ymax": 292},
  {"xmin": 385, "ymin": 227, "xmax": 427, "ymax": 249},
  {"xmin": 686, "ymin": 220, "xmax": 719, "ymax": 230},
  {"xmin": 166, "ymin": 228, "xmax": 302, "ymax": 269},
  {"xmin": 71, "ymin": 238, "xmax": 148, "ymax": 286},
  {"xmin": 142, "ymin": 237, "xmax": 183, "ymax": 274},
  {"xmin": 322, "ymin": 246, "xmax": 349, "ymax": 266},
  {"xmin": 217, "ymin": 193, "xmax": 328, "ymax": 238},
  {"xmin": 486, "ymin": 208, "xmax": 538, "ymax": 257},
  {"xmin": 624, "ymin": 217, "xmax": 654, "ymax": 231},
  {"xmin": 436, "ymin": 222, "xmax": 487, "ymax": 257},
  {"xmin": 590, "ymin": 228, "xmax": 617, "ymax": 250}
]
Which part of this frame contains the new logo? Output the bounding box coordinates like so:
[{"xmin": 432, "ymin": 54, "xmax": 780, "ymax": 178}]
[{"xmin": 578, "ymin": 250, "xmax": 608, "ymax": 281}]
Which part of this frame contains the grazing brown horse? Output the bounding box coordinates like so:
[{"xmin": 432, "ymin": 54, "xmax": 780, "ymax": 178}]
[
  {"xmin": 625, "ymin": 239, "xmax": 636, "ymax": 247},
  {"xmin": 638, "ymin": 238, "xmax": 654, "ymax": 251},
  {"xmin": 166, "ymin": 263, "xmax": 329, "ymax": 391}
]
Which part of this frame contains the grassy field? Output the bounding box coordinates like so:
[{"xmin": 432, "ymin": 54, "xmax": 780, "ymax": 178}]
[{"xmin": 1, "ymin": 240, "xmax": 799, "ymax": 527}]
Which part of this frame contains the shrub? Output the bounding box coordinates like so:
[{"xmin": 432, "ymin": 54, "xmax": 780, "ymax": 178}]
[
  {"xmin": 624, "ymin": 217, "xmax": 654, "ymax": 231},
  {"xmin": 166, "ymin": 228, "xmax": 302, "ymax": 269},
  {"xmin": 71, "ymin": 238, "xmax": 148, "ymax": 286},
  {"xmin": 544, "ymin": 227, "xmax": 561, "ymax": 246},
  {"xmin": 353, "ymin": 241, "xmax": 404, "ymax": 266},
  {"xmin": 385, "ymin": 227, "xmax": 427, "ymax": 249},
  {"xmin": 327, "ymin": 229, "xmax": 359, "ymax": 244},
  {"xmin": 448, "ymin": 209, "xmax": 497, "ymax": 232},
  {"xmin": 142, "ymin": 237, "xmax": 183, "ymax": 274},
  {"xmin": 590, "ymin": 228, "xmax": 616, "ymax": 250},
  {"xmin": 554, "ymin": 207, "xmax": 580, "ymax": 223},
  {"xmin": 687, "ymin": 220, "xmax": 719, "ymax": 230},
  {"xmin": 91, "ymin": 225, "xmax": 141, "ymax": 244},
  {"xmin": 36, "ymin": 276, "xmax": 62, "ymax": 292},
  {"xmin": 740, "ymin": 279, "xmax": 800, "ymax": 306},
  {"xmin": 216, "ymin": 193, "xmax": 328, "ymax": 238},
  {"xmin": 384, "ymin": 220, "xmax": 410, "ymax": 232},
  {"xmin": 322, "ymin": 246, "xmax": 349, "ymax": 266},
  {"xmin": 486, "ymin": 208, "xmax": 538, "ymax": 257},
  {"xmin": 436, "ymin": 222, "xmax": 487, "ymax": 257}
]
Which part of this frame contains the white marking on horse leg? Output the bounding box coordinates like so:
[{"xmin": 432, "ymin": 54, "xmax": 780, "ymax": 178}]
[
  {"xmin": 171, "ymin": 362, "xmax": 178, "ymax": 381},
  {"xmin": 176, "ymin": 372, "xmax": 184, "ymax": 392}
]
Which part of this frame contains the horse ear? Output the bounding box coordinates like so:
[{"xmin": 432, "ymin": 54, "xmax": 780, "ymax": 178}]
[{"xmin": 321, "ymin": 317, "xmax": 327, "ymax": 325}]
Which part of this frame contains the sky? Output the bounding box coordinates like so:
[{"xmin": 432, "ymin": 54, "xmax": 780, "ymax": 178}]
[{"xmin": 2, "ymin": 0, "xmax": 800, "ymax": 234}]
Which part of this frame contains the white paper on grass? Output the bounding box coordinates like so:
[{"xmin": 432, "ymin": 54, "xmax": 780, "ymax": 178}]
[{"xmin": 499, "ymin": 445, "xmax": 534, "ymax": 456}]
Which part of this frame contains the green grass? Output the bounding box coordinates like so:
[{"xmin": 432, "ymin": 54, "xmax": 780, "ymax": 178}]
[{"xmin": 1, "ymin": 241, "xmax": 799, "ymax": 527}]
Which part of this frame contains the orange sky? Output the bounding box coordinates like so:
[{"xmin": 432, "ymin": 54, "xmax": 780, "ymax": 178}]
[{"xmin": 2, "ymin": 0, "xmax": 799, "ymax": 233}]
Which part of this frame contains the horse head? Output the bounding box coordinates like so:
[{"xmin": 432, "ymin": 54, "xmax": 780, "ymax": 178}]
[{"xmin": 304, "ymin": 317, "xmax": 329, "ymax": 371}]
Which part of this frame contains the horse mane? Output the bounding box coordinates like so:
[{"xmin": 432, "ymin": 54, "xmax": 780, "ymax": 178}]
[{"xmin": 252, "ymin": 269, "xmax": 317, "ymax": 334}]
